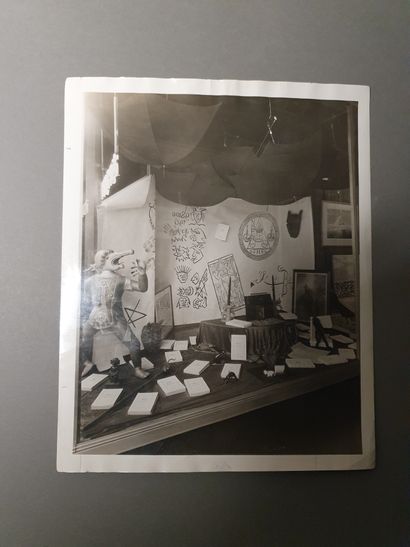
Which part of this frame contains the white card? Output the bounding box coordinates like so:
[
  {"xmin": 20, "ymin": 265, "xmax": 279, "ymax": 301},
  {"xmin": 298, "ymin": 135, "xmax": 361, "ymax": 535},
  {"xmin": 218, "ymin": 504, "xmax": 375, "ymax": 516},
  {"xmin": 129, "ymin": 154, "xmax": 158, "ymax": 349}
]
[
  {"xmin": 221, "ymin": 362, "xmax": 242, "ymax": 379},
  {"xmin": 81, "ymin": 374, "xmax": 108, "ymax": 392},
  {"xmin": 91, "ymin": 388, "xmax": 122, "ymax": 410},
  {"xmin": 184, "ymin": 360, "xmax": 210, "ymax": 376},
  {"xmin": 296, "ymin": 323, "xmax": 309, "ymax": 331},
  {"xmin": 317, "ymin": 315, "xmax": 333, "ymax": 329},
  {"xmin": 127, "ymin": 392, "xmax": 159, "ymax": 415},
  {"xmin": 184, "ymin": 377, "xmax": 210, "ymax": 397},
  {"xmin": 348, "ymin": 342, "xmax": 357, "ymax": 350},
  {"xmin": 165, "ymin": 350, "xmax": 183, "ymax": 363},
  {"xmin": 160, "ymin": 339, "xmax": 175, "ymax": 350},
  {"xmin": 338, "ymin": 348, "xmax": 356, "ymax": 360},
  {"xmin": 331, "ymin": 334, "xmax": 354, "ymax": 344},
  {"xmin": 215, "ymin": 223, "xmax": 230, "ymax": 241},
  {"xmin": 279, "ymin": 312, "xmax": 298, "ymax": 320},
  {"xmin": 317, "ymin": 355, "xmax": 348, "ymax": 366},
  {"xmin": 157, "ymin": 375, "xmax": 186, "ymax": 396},
  {"xmin": 189, "ymin": 335, "xmax": 197, "ymax": 346},
  {"xmin": 230, "ymin": 334, "xmax": 247, "ymax": 361},
  {"xmin": 298, "ymin": 332, "xmax": 310, "ymax": 340},
  {"xmin": 141, "ymin": 357, "xmax": 155, "ymax": 370},
  {"xmin": 285, "ymin": 358, "xmax": 315, "ymax": 369},
  {"xmin": 173, "ymin": 340, "xmax": 188, "ymax": 351}
]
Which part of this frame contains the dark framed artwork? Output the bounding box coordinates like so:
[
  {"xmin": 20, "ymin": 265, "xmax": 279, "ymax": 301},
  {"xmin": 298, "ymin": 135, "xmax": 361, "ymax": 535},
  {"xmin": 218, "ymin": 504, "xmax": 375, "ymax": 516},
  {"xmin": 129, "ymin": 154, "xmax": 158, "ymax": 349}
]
[
  {"xmin": 321, "ymin": 201, "xmax": 352, "ymax": 246},
  {"xmin": 292, "ymin": 269, "xmax": 328, "ymax": 320}
]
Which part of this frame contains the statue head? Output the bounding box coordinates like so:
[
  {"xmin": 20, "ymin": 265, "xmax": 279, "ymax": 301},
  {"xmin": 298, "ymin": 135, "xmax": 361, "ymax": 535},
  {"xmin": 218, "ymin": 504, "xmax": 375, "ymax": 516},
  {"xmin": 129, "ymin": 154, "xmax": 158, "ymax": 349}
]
[{"xmin": 93, "ymin": 249, "xmax": 134, "ymax": 273}]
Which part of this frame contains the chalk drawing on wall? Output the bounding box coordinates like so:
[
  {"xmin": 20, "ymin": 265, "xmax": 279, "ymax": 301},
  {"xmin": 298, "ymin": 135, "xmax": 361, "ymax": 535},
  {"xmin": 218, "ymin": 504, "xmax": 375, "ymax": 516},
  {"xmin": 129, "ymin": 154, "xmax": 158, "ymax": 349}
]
[
  {"xmin": 238, "ymin": 212, "xmax": 279, "ymax": 260},
  {"xmin": 175, "ymin": 264, "xmax": 191, "ymax": 283},
  {"xmin": 193, "ymin": 269, "xmax": 208, "ymax": 309},
  {"xmin": 208, "ymin": 254, "xmax": 245, "ymax": 313},
  {"xmin": 263, "ymin": 265, "xmax": 291, "ymax": 308},
  {"xmin": 124, "ymin": 300, "xmax": 147, "ymax": 328},
  {"xmin": 250, "ymin": 270, "xmax": 267, "ymax": 288},
  {"xmin": 191, "ymin": 273, "xmax": 200, "ymax": 285}
]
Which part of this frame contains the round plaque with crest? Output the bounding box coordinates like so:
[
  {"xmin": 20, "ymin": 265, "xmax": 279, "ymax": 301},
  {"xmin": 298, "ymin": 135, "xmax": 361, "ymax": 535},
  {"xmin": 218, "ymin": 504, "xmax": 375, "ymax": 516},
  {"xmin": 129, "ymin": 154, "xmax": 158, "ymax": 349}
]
[{"xmin": 238, "ymin": 212, "xmax": 279, "ymax": 260}]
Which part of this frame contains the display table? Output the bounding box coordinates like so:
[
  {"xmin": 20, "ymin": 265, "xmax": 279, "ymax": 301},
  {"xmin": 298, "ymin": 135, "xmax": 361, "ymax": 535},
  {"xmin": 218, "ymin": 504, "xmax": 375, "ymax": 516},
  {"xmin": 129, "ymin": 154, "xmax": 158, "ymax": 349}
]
[
  {"xmin": 76, "ymin": 343, "xmax": 359, "ymax": 455},
  {"xmin": 197, "ymin": 318, "xmax": 297, "ymax": 356}
]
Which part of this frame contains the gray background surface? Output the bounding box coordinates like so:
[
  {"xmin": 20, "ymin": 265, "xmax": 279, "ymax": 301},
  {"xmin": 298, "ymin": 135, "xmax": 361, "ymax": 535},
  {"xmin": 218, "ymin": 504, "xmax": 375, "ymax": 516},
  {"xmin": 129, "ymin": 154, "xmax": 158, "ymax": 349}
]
[{"xmin": 1, "ymin": 1, "xmax": 409, "ymax": 546}]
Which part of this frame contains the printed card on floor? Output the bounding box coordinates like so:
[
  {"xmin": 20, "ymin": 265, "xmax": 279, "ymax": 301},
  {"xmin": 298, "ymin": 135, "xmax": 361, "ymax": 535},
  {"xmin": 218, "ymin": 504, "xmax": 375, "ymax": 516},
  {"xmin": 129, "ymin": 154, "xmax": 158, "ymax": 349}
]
[
  {"xmin": 81, "ymin": 374, "xmax": 108, "ymax": 392},
  {"xmin": 279, "ymin": 312, "xmax": 298, "ymax": 320},
  {"xmin": 184, "ymin": 360, "xmax": 210, "ymax": 376},
  {"xmin": 338, "ymin": 348, "xmax": 356, "ymax": 360},
  {"xmin": 230, "ymin": 334, "xmax": 247, "ymax": 361},
  {"xmin": 165, "ymin": 350, "xmax": 183, "ymax": 363},
  {"xmin": 173, "ymin": 340, "xmax": 189, "ymax": 351},
  {"xmin": 157, "ymin": 376, "xmax": 186, "ymax": 397},
  {"xmin": 160, "ymin": 339, "xmax": 175, "ymax": 350},
  {"xmin": 91, "ymin": 389, "xmax": 123, "ymax": 410},
  {"xmin": 285, "ymin": 358, "xmax": 315, "ymax": 369},
  {"xmin": 331, "ymin": 334, "xmax": 354, "ymax": 344},
  {"xmin": 127, "ymin": 392, "xmax": 159, "ymax": 416},
  {"xmin": 221, "ymin": 363, "xmax": 242, "ymax": 379},
  {"xmin": 317, "ymin": 355, "xmax": 348, "ymax": 366},
  {"xmin": 184, "ymin": 377, "xmax": 211, "ymax": 397},
  {"xmin": 141, "ymin": 357, "xmax": 155, "ymax": 371}
]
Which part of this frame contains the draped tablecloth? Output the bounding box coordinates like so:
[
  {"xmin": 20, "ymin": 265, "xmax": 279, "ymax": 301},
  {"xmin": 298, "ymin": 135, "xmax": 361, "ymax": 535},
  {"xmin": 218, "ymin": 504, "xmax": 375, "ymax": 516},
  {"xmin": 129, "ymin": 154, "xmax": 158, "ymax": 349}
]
[{"xmin": 197, "ymin": 318, "xmax": 297, "ymax": 357}]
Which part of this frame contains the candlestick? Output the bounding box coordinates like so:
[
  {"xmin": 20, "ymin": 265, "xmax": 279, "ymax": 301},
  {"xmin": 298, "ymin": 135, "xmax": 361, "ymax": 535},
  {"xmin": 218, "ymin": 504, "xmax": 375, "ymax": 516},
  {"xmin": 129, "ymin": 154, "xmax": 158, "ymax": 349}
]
[{"xmin": 227, "ymin": 276, "xmax": 232, "ymax": 306}]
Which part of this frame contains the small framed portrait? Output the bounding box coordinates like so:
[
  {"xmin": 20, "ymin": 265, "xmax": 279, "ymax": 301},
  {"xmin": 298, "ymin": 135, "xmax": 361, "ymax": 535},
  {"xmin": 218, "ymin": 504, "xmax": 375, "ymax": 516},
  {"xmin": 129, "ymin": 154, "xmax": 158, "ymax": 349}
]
[
  {"xmin": 154, "ymin": 285, "xmax": 174, "ymax": 335},
  {"xmin": 292, "ymin": 270, "xmax": 329, "ymax": 321},
  {"xmin": 321, "ymin": 201, "xmax": 352, "ymax": 246}
]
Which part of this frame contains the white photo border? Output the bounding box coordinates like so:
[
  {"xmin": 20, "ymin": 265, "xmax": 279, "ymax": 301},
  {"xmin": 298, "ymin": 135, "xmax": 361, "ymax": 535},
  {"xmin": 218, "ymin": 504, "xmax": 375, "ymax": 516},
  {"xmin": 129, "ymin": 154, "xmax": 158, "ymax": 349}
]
[{"xmin": 57, "ymin": 78, "xmax": 374, "ymax": 472}]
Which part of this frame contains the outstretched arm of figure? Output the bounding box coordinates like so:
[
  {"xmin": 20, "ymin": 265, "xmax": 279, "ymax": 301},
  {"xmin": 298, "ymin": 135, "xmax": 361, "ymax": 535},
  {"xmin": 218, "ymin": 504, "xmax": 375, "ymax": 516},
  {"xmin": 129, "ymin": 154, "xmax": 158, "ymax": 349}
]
[{"xmin": 127, "ymin": 259, "xmax": 148, "ymax": 292}]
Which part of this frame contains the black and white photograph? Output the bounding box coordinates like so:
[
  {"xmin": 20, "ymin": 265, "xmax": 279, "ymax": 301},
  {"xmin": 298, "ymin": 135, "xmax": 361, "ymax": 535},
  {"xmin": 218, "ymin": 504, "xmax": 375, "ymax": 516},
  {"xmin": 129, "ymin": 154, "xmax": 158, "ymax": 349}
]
[
  {"xmin": 322, "ymin": 201, "xmax": 353, "ymax": 246},
  {"xmin": 57, "ymin": 78, "xmax": 374, "ymax": 472},
  {"xmin": 293, "ymin": 270, "xmax": 328, "ymax": 321}
]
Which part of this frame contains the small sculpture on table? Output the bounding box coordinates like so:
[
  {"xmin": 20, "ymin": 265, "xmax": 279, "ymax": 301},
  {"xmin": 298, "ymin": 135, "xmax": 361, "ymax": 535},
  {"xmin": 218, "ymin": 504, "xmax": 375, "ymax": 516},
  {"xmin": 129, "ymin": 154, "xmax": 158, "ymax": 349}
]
[
  {"xmin": 311, "ymin": 316, "xmax": 332, "ymax": 350},
  {"xmin": 222, "ymin": 276, "xmax": 234, "ymax": 322}
]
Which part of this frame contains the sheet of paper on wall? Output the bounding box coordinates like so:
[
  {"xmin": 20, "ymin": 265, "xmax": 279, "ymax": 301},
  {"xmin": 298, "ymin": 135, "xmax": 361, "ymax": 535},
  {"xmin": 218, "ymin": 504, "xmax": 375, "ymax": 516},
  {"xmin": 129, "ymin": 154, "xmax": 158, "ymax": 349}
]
[
  {"xmin": 279, "ymin": 312, "xmax": 298, "ymax": 321},
  {"xmin": 173, "ymin": 340, "xmax": 189, "ymax": 351},
  {"xmin": 221, "ymin": 362, "xmax": 242, "ymax": 379},
  {"xmin": 157, "ymin": 376, "xmax": 186, "ymax": 397},
  {"xmin": 165, "ymin": 350, "xmax": 183, "ymax": 363},
  {"xmin": 317, "ymin": 315, "xmax": 333, "ymax": 329},
  {"xmin": 338, "ymin": 348, "xmax": 356, "ymax": 360},
  {"xmin": 331, "ymin": 334, "xmax": 354, "ymax": 344},
  {"xmin": 160, "ymin": 339, "xmax": 175, "ymax": 350},
  {"xmin": 141, "ymin": 357, "xmax": 155, "ymax": 371},
  {"xmin": 230, "ymin": 334, "xmax": 247, "ymax": 361},
  {"xmin": 285, "ymin": 358, "xmax": 315, "ymax": 369},
  {"xmin": 184, "ymin": 377, "xmax": 211, "ymax": 397},
  {"xmin": 81, "ymin": 374, "xmax": 108, "ymax": 392},
  {"xmin": 127, "ymin": 392, "xmax": 159, "ymax": 416},
  {"xmin": 91, "ymin": 389, "xmax": 123, "ymax": 410},
  {"xmin": 189, "ymin": 336, "xmax": 197, "ymax": 346},
  {"xmin": 184, "ymin": 360, "xmax": 210, "ymax": 376},
  {"xmin": 317, "ymin": 355, "xmax": 348, "ymax": 366},
  {"xmin": 214, "ymin": 223, "xmax": 230, "ymax": 241}
]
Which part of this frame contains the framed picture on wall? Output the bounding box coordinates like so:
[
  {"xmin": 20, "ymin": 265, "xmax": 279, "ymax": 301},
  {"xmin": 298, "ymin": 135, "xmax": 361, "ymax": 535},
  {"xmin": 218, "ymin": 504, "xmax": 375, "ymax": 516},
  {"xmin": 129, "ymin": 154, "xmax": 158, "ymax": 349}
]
[
  {"xmin": 154, "ymin": 285, "xmax": 174, "ymax": 335},
  {"xmin": 292, "ymin": 269, "xmax": 328, "ymax": 320},
  {"xmin": 321, "ymin": 201, "xmax": 353, "ymax": 246}
]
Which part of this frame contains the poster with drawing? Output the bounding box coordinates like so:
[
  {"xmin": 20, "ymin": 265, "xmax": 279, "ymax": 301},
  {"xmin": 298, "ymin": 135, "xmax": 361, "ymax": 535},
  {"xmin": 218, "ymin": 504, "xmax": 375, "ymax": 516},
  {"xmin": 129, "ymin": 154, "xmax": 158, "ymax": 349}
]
[
  {"xmin": 208, "ymin": 254, "xmax": 245, "ymax": 313},
  {"xmin": 57, "ymin": 78, "xmax": 374, "ymax": 474}
]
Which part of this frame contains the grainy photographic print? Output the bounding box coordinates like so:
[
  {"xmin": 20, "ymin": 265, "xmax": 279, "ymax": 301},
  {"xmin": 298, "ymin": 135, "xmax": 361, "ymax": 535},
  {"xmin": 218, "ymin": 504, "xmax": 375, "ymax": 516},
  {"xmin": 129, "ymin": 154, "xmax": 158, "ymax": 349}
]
[{"xmin": 57, "ymin": 79, "xmax": 374, "ymax": 472}]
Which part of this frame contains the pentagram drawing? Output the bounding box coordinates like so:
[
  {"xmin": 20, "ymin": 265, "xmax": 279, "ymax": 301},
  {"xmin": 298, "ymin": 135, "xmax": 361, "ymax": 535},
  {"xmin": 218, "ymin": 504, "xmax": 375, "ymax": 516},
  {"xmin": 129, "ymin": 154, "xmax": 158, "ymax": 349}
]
[
  {"xmin": 124, "ymin": 300, "xmax": 147, "ymax": 328},
  {"xmin": 238, "ymin": 212, "xmax": 279, "ymax": 260}
]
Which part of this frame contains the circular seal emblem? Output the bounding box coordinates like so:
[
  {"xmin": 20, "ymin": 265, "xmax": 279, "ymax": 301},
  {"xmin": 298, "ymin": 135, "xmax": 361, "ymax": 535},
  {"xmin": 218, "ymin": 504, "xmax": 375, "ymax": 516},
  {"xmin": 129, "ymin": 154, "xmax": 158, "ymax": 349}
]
[{"xmin": 238, "ymin": 212, "xmax": 279, "ymax": 260}]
